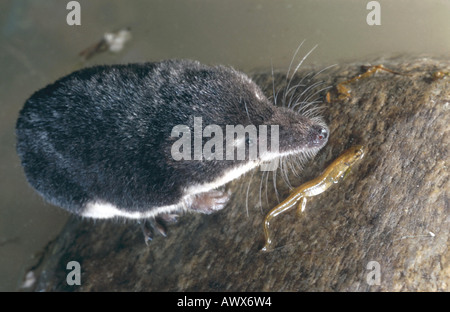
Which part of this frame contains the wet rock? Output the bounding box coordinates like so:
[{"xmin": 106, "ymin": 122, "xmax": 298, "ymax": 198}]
[{"xmin": 33, "ymin": 57, "xmax": 449, "ymax": 291}]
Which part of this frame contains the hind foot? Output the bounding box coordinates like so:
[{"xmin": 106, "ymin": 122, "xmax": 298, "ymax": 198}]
[
  {"xmin": 190, "ymin": 190, "xmax": 230, "ymax": 214},
  {"xmin": 139, "ymin": 213, "xmax": 179, "ymax": 245}
]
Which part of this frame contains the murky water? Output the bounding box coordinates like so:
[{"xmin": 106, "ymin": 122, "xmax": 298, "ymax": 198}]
[{"xmin": 0, "ymin": 0, "xmax": 449, "ymax": 291}]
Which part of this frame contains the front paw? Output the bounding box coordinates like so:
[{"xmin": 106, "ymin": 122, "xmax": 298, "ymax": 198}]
[{"xmin": 190, "ymin": 190, "xmax": 231, "ymax": 214}]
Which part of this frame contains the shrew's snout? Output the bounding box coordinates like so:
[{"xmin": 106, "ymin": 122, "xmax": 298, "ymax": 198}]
[{"xmin": 307, "ymin": 124, "xmax": 329, "ymax": 148}]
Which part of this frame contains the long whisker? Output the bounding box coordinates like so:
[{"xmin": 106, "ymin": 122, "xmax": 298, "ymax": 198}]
[
  {"xmin": 295, "ymin": 100, "xmax": 322, "ymax": 114},
  {"xmin": 285, "ymin": 83, "xmax": 308, "ymax": 108},
  {"xmin": 311, "ymin": 63, "xmax": 338, "ymax": 79},
  {"xmin": 271, "ymin": 59, "xmax": 277, "ymax": 107},
  {"xmin": 281, "ymin": 157, "xmax": 293, "ymax": 189},
  {"xmin": 264, "ymin": 167, "xmax": 270, "ymax": 206},
  {"xmin": 288, "ymin": 62, "xmax": 335, "ymax": 111},
  {"xmin": 287, "ymin": 155, "xmax": 301, "ymax": 179},
  {"xmin": 284, "ymin": 71, "xmax": 315, "ymax": 101},
  {"xmin": 259, "ymin": 169, "xmax": 267, "ymax": 213},
  {"xmin": 288, "ymin": 80, "xmax": 324, "ymax": 110},
  {"xmin": 282, "ymin": 41, "xmax": 306, "ymax": 107},
  {"xmin": 245, "ymin": 167, "xmax": 256, "ymax": 217},
  {"xmin": 291, "ymin": 45, "xmax": 318, "ymax": 81},
  {"xmin": 300, "ymin": 105, "xmax": 325, "ymax": 118},
  {"xmin": 283, "ymin": 44, "xmax": 318, "ymax": 106},
  {"xmin": 272, "ymin": 164, "xmax": 280, "ymax": 203},
  {"xmin": 302, "ymin": 85, "xmax": 332, "ymax": 105},
  {"xmin": 285, "ymin": 40, "xmax": 306, "ymax": 86},
  {"xmin": 291, "ymin": 83, "xmax": 331, "ymax": 114},
  {"xmin": 290, "ymin": 80, "xmax": 325, "ymax": 107}
]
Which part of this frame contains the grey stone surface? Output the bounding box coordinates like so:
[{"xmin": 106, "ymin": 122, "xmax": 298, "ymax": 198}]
[{"xmin": 32, "ymin": 57, "xmax": 449, "ymax": 291}]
